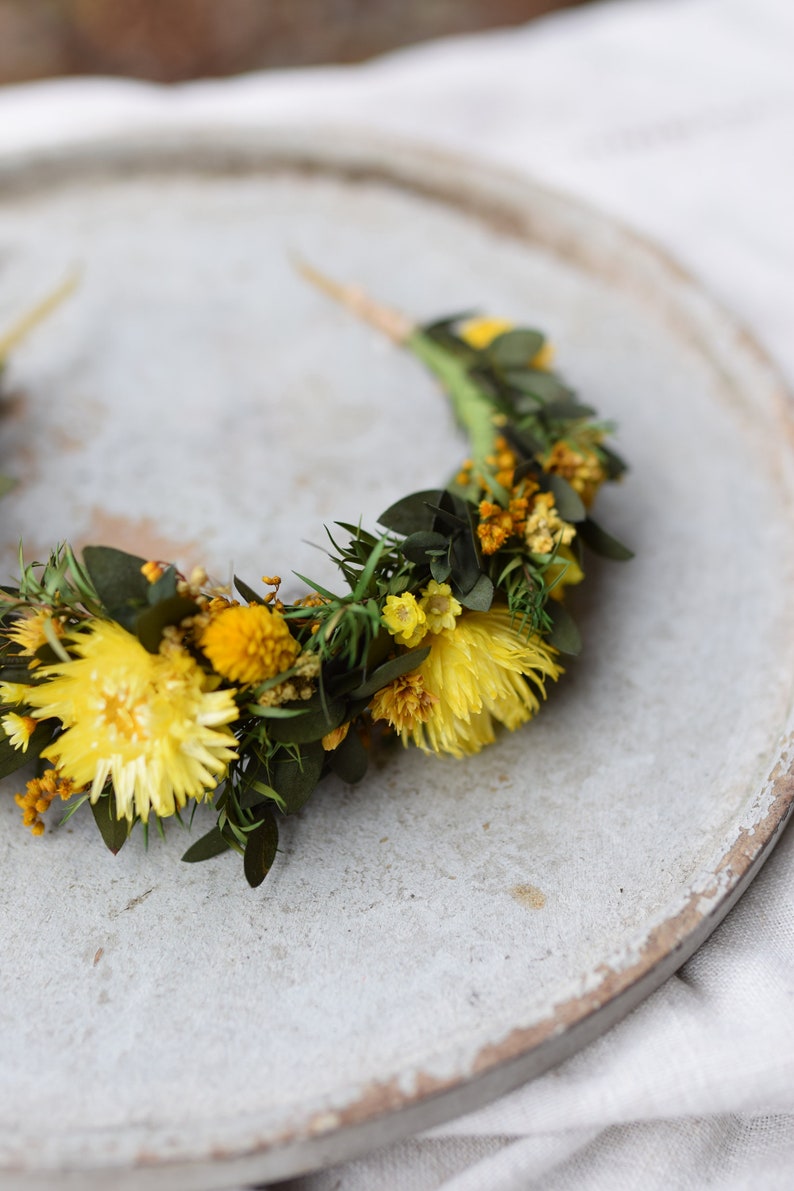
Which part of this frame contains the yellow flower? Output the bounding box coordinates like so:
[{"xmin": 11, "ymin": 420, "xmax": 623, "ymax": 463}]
[
  {"xmin": 14, "ymin": 768, "xmax": 81, "ymax": 836},
  {"xmin": 477, "ymin": 498, "xmax": 515, "ymax": 555},
  {"xmin": 542, "ymin": 441, "xmax": 605, "ymax": 507},
  {"xmin": 4, "ymin": 608, "xmax": 63, "ymax": 658},
  {"xmin": 1, "ymin": 709, "xmax": 37, "ymax": 747},
  {"xmin": 24, "ymin": 620, "xmax": 239, "ymax": 823},
  {"xmin": 419, "ymin": 580, "xmax": 462, "ymax": 634},
  {"xmin": 200, "ymin": 603, "xmax": 299, "ymax": 686},
  {"xmin": 390, "ymin": 606, "xmax": 562, "ymax": 758},
  {"xmin": 544, "ymin": 546, "xmax": 584, "ymax": 601},
  {"xmin": 0, "ymin": 681, "xmax": 32, "ymax": 705},
  {"xmin": 370, "ymin": 671, "xmax": 439, "ymax": 734},
  {"xmin": 525, "ymin": 492, "xmax": 576, "ymax": 554},
  {"xmin": 322, "ymin": 722, "xmax": 350, "ymax": 752},
  {"xmin": 381, "ymin": 592, "xmax": 427, "ymax": 646},
  {"xmin": 1, "ymin": 712, "xmax": 37, "ymax": 751},
  {"xmin": 459, "ymin": 317, "xmax": 554, "ymax": 369},
  {"xmin": 459, "ymin": 317, "xmax": 514, "ymax": 349}
]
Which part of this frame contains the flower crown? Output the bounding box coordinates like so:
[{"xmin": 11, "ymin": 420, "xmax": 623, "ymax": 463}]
[{"xmin": 0, "ymin": 268, "xmax": 631, "ymax": 886}]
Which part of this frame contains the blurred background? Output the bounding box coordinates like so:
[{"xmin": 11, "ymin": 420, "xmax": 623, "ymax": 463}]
[{"xmin": 0, "ymin": 0, "xmax": 586, "ymax": 83}]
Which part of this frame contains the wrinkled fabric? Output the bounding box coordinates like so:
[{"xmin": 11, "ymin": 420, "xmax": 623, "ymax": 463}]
[{"xmin": 3, "ymin": 1, "xmax": 793, "ymax": 1186}]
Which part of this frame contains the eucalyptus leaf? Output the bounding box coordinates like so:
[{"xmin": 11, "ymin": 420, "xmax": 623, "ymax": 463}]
[
  {"xmin": 265, "ymin": 694, "xmax": 347, "ymax": 744},
  {"xmin": 82, "ymin": 546, "xmax": 150, "ymax": 614},
  {"xmin": 488, "ymin": 329, "xmax": 545, "ymax": 369},
  {"xmin": 378, "ymin": 490, "xmax": 443, "ymax": 535},
  {"xmin": 457, "ymin": 572, "xmax": 494, "ymax": 612},
  {"xmin": 543, "ymin": 399, "xmax": 597, "ymax": 420},
  {"xmin": 504, "ymin": 370, "xmax": 571, "ymax": 404},
  {"xmin": 430, "ymin": 556, "xmax": 452, "ymax": 583},
  {"xmin": 135, "ymin": 595, "xmax": 198, "ymax": 655},
  {"xmin": 90, "ymin": 794, "xmax": 132, "ymax": 856},
  {"xmin": 272, "ymin": 741, "xmax": 325, "ymax": 814},
  {"xmin": 509, "ymin": 371, "xmax": 571, "ymax": 404},
  {"xmin": 147, "ymin": 566, "xmax": 178, "ymax": 604},
  {"xmin": 578, "ymin": 518, "xmax": 634, "ymax": 560},
  {"xmin": 401, "ymin": 531, "xmax": 448, "ymax": 565},
  {"xmin": 547, "ymin": 474, "xmax": 587, "ymax": 523},
  {"xmin": 243, "ymin": 814, "xmax": 279, "ymax": 888},
  {"xmin": 350, "ymin": 646, "xmax": 430, "ymax": 701},
  {"xmin": 328, "ymin": 728, "xmax": 368, "ymax": 785},
  {"xmin": 547, "ymin": 602, "xmax": 582, "ymax": 656},
  {"xmin": 181, "ymin": 825, "xmax": 231, "ymax": 863},
  {"xmin": 234, "ymin": 575, "xmax": 265, "ymax": 605},
  {"xmin": 598, "ymin": 442, "xmax": 628, "ymax": 480}
]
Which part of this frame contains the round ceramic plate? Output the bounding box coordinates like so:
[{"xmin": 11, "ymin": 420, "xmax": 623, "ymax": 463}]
[{"xmin": 0, "ymin": 130, "xmax": 792, "ymax": 1191}]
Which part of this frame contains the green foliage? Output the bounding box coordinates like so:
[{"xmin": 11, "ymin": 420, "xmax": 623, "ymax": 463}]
[
  {"xmin": 1, "ymin": 292, "xmax": 631, "ymax": 890},
  {"xmin": 91, "ymin": 794, "xmax": 132, "ymax": 856}
]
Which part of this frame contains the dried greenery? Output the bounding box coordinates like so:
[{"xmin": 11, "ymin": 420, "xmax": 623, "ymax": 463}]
[{"xmin": 0, "ymin": 278, "xmax": 630, "ymax": 886}]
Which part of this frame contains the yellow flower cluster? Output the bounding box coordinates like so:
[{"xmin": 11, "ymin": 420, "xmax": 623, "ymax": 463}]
[
  {"xmin": 372, "ymin": 605, "xmax": 562, "ymax": 758},
  {"xmin": 381, "ymin": 580, "xmax": 463, "ymax": 647},
  {"xmin": 543, "ymin": 440, "xmax": 606, "ymax": 508},
  {"xmin": 524, "ymin": 491, "xmax": 577, "ymax": 555},
  {"xmin": 14, "ymin": 769, "xmax": 82, "ymax": 836},
  {"xmin": 21, "ymin": 620, "xmax": 240, "ymax": 823}
]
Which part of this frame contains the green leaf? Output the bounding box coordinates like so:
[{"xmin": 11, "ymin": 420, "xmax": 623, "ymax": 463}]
[
  {"xmin": 147, "ymin": 566, "xmax": 178, "ymax": 604},
  {"xmin": 181, "ymin": 825, "xmax": 231, "ymax": 863},
  {"xmin": 457, "ymin": 572, "xmax": 494, "ymax": 611},
  {"xmin": 401, "ymin": 530, "xmax": 448, "ymax": 564},
  {"xmin": 488, "ymin": 329, "xmax": 545, "ymax": 369},
  {"xmin": 234, "ymin": 575, "xmax": 265, "ymax": 605},
  {"xmin": 547, "ymin": 474, "xmax": 586, "ymax": 523},
  {"xmin": 543, "ymin": 398, "xmax": 597, "ymax": 420},
  {"xmin": 0, "ymin": 720, "xmax": 53, "ymax": 779},
  {"xmin": 265, "ymin": 693, "xmax": 347, "ymax": 744},
  {"xmin": 272, "ymin": 741, "xmax": 325, "ymax": 814},
  {"xmin": 378, "ymin": 490, "xmax": 443, "ymax": 535},
  {"xmin": 135, "ymin": 595, "xmax": 198, "ymax": 654},
  {"xmin": 82, "ymin": 546, "xmax": 150, "ymax": 613},
  {"xmin": 547, "ymin": 602, "xmax": 582, "ymax": 656},
  {"xmin": 90, "ymin": 794, "xmax": 132, "ymax": 855},
  {"xmin": 430, "ymin": 556, "xmax": 452, "ymax": 584},
  {"xmin": 577, "ymin": 517, "xmax": 634, "ymax": 560},
  {"xmin": 0, "ymin": 473, "xmax": 16, "ymax": 498},
  {"xmin": 598, "ymin": 442, "xmax": 628, "ymax": 480},
  {"xmin": 328, "ymin": 728, "xmax": 368, "ymax": 784},
  {"xmin": 350, "ymin": 646, "xmax": 430, "ymax": 700},
  {"xmin": 243, "ymin": 814, "xmax": 279, "ymax": 888},
  {"xmin": 504, "ymin": 370, "xmax": 572, "ymax": 404}
]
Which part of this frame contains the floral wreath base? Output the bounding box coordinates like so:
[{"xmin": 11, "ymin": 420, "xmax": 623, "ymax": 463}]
[{"xmin": 0, "ymin": 269, "xmax": 631, "ymax": 886}]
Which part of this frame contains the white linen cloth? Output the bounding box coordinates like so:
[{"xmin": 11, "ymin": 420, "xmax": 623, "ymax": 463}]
[{"xmin": 1, "ymin": 0, "xmax": 793, "ymax": 1186}]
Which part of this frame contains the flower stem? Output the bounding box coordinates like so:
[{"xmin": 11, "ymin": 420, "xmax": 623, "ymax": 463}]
[{"xmin": 296, "ymin": 260, "xmax": 498, "ymax": 466}]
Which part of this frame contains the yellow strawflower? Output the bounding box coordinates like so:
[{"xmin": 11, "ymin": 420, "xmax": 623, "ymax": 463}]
[
  {"xmin": 200, "ymin": 603, "xmax": 299, "ymax": 686},
  {"xmin": 381, "ymin": 592, "xmax": 427, "ymax": 646},
  {"xmin": 419, "ymin": 580, "xmax": 462, "ymax": 634},
  {"xmin": 4, "ymin": 608, "xmax": 63, "ymax": 658},
  {"xmin": 370, "ymin": 671, "xmax": 439, "ymax": 735},
  {"xmin": 1, "ymin": 712, "xmax": 37, "ymax": 752},
  {"xmin": 24, "ymin": 620, "xmax": 239, "ymax": 823},
  {"xmin": 389, "ymin": 607, "xmax": 562, "ymax": 758}
]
